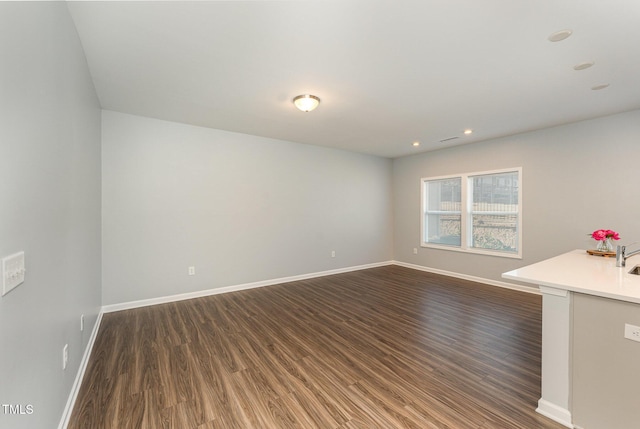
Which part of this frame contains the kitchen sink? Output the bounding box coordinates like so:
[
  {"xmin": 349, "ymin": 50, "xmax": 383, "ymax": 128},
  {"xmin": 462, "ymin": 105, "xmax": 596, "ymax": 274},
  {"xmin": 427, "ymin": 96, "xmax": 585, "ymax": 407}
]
[{"xmin": 629, "ymin": 265, "xmax": 640, "ymax": 275}]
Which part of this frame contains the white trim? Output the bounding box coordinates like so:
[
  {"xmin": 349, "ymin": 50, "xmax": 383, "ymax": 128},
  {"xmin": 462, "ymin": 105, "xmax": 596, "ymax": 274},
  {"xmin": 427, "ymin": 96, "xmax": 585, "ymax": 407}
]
[
  {"xmin": 58, "ymin": 310, "xmax": 104, "ymax": 429},
  {"xmin": 420, "ymin": 242, "xmax": 523, "ymax": 259},
  {"xmin": 102, "ymin": 261, "xmax": 395, "ymax": 313},
  {"xmin": 536, "ymin": 398, "xmax": 573, "ymax": 428},
  {"xmin": 393, "ymin": 260, "xmax": 540, "ymax": 295},
  {"xmin": 538, "ymin": 291, "xmax": 573, "ymax": 429},
  {"xmin": 101, "ymin": 260, "xmax": 540, "ymax": 313}
]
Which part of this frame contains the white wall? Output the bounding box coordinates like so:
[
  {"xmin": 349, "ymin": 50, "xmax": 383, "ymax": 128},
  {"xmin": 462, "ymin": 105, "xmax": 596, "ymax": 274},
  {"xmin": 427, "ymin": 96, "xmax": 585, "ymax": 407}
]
[
  {"xmin": 0, "ymin": 3, "xmax": 102, "ymax": 429},
  {"xmin": 102, "ymin": 111, "xmax": 394, "ymax": 305},
  {"xmin": 393, "ymin": 109, "xmax": 640, "ymax": 285}
]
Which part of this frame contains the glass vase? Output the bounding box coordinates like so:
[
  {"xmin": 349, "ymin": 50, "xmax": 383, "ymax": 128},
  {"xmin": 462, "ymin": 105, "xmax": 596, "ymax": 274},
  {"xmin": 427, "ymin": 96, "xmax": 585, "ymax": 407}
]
[{"xmin": 596, "ymin": 238, "xmax": 613, "ymax": 253}]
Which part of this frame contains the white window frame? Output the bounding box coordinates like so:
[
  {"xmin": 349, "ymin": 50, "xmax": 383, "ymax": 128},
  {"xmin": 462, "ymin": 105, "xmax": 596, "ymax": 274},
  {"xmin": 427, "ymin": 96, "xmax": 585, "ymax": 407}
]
[{"xmin": 421, "ymin": 167, "xmax": 522, "ymax": 259}]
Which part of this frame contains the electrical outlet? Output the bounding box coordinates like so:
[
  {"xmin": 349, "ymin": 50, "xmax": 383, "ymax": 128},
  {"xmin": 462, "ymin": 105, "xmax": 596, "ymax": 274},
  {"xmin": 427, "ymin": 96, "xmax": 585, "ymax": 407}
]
[
  {"xmin": 331, "ymin": 250, "xmax": 336, "ymax": 258},
  {"xmin": 63, "ymin": 344, "xmax": 68, "ymax": 370},
  {"xmin": 413, "ymin": 248, "xmax": 418, "ymax": 254},
  {"xmin": 624, "ymin": 324, "xmax": 640, "ymax": 342},
  {"xmin": 188, "ymin": 266, "xmax": 195, "ymax": 276},
  {"xmin": 80, "ymin": 314, "xmax": 84, "ymax": 332}
]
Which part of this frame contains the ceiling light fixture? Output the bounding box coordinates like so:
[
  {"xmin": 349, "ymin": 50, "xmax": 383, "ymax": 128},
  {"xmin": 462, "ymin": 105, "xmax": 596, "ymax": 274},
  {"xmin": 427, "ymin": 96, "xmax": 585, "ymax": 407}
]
[
  {"xmin": 293, "ymin": 94, "xmax": 320, "ymax": 112},
  {"xmin": 463, "ymin": 129, "xmax": 473, "ymax": 135},
  {"xmin": 412, "ymin": 141, "xmax": 420, "ymax": 147},
  {"xmin": 591, "ymin": 83, "xmax": 610, "ymax": 91},
  {"xmin": 548, "ymin": 29, "xmax": 573, "ymax": 42},
  {"xmin": 574, "ymin": 61, "xmax": 595, "ymax": 71}
]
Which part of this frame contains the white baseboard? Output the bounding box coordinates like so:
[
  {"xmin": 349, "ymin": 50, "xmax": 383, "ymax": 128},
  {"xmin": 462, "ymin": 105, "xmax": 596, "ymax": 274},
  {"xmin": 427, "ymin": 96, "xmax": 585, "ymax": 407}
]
[
  {"xmin": 536, "ymin": 398, "xmax": 573, "ymax": 428},
  {"xmin": 58, "ymin": 310, "xmax": 104, "ymax": 429},
  {"xmin": 103, "ymin": 260, "xmax": 538, "ymax": 314},
  {"xmin": 102, "ymin": 261, "xmax": 395, "ymax": 313},
  {"xmin": 392, "ymin": 260, "xmax": 540, "ymax": 295}
]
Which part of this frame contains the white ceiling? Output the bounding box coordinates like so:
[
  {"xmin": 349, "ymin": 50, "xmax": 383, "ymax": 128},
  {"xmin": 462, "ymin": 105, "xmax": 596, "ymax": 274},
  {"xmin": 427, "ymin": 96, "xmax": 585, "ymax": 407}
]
[{"xmin": 67, "ymin": 0, "xmax": 640, "ymax": 158}]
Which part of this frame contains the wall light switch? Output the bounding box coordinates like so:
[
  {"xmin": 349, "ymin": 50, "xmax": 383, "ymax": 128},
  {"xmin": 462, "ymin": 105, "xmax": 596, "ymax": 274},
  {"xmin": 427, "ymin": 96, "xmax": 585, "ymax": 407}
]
[
  {"xmin": 188, "ymin": 266, "xmax": 195, "ymax": 276},
  {"xmin": 2, "ymin": 251, "xmax": 25, "ymax": 296}
]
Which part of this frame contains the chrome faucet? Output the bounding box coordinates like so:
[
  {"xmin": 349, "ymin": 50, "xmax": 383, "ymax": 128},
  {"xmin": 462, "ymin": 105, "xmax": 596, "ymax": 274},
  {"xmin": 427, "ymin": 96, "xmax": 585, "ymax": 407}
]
[{"xmin": 616, "ymin": 243, "xmax": 640, "ymax": 267}]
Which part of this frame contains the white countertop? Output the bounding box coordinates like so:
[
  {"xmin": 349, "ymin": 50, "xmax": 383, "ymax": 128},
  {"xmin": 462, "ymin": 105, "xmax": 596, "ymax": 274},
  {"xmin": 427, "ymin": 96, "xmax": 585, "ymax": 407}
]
[{"xmin": 503, "ymin": 249, "xmax": 640, "ymax": 304}]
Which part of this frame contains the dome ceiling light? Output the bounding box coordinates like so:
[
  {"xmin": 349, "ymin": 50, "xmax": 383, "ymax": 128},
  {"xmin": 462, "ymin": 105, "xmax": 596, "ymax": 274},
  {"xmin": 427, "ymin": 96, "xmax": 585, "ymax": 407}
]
[
  {"xmin": 574, "ymin": 61, "xmax": 595, "ymax": 71},
  {"xmin": 293, "ymin": 94, "xmax": 320, "ymax": 112},
  {"xmin": 548, "ymin": 29, "xmax": 573, "ymax": 42}
]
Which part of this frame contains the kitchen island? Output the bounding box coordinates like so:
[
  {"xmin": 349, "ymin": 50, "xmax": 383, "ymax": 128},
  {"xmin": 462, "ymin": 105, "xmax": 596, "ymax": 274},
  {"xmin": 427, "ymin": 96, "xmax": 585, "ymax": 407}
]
[{"xmin": 503, "ymin": 249, "xmax": 640, "ymax": 429}]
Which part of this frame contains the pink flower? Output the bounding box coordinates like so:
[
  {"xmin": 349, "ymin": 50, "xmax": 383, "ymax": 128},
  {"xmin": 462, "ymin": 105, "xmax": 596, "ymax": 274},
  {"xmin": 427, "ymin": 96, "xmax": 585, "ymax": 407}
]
[{"xmin": 591, "ymin": 229, "xmax": 620, "ymax": 241}]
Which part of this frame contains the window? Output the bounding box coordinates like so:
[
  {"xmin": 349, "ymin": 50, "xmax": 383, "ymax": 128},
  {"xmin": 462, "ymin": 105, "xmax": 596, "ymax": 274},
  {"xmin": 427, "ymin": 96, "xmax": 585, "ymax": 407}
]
[
  {"xmin": 421, "ymin": 168, "xmax": 521, "ymax": 258},
  {"xmin": 423, "ymin": 177, "xmax": 462, "ymax": 246}
]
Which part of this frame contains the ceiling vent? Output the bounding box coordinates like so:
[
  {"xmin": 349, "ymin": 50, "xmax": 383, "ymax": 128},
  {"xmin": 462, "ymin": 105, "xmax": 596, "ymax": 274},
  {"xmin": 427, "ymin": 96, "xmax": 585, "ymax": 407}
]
[{"xmin": 439, "ymin": 136, "xmax": 459, "ymax": 143}]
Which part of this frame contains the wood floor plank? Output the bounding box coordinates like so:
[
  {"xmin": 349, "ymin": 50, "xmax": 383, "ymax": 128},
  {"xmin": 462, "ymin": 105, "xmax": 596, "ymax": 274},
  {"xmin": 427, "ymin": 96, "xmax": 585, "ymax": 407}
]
[{"xmin": 68, "ymin": 266, "xmax": 566, "ymax": 429}]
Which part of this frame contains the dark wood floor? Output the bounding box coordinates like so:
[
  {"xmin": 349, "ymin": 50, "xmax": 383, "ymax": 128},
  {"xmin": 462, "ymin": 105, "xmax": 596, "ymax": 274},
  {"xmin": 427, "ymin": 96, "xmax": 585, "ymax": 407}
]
[{"xmin": 68, "ymin": 265, "xmax": 565, "ymax": 429}]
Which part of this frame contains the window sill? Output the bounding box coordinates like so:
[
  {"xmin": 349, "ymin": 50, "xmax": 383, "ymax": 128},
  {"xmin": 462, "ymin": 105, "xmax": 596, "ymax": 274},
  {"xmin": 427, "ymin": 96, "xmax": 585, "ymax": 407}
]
[{"xmin": 421, "ymin": 243, "xmax": 522, "ymax": 259}]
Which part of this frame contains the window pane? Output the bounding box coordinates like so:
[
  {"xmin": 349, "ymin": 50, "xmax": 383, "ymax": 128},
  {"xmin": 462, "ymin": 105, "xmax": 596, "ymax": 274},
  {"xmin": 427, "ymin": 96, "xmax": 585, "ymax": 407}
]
[
  {"xmin": 471, "ymin": 172, "xmax": 518, "ymax": 210},
  {"xmin": 427, "ymin": 178, "xmax": 461, "ymax": 211},
  {"xmin": 470, "ymin": 171, "xmax": 519, "ymax": 253},
  {"xmin": 471, "ymin": 214, "xmax": 518, "ymax": 252},
  {"xmin": 426, "ymin": 213, "xmax": 461, "ymax": 246}
]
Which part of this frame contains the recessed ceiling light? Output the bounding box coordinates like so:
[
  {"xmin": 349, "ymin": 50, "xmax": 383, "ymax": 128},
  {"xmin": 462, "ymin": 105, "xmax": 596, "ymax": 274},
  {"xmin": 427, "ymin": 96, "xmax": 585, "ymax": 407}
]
[
  {"xmin": 463, "ymin": 129, "xmax": 473, "ymax": 135},
  {"xmin": 548, "ymin": 29, "xmax": 573, "ymax": 42},
  {"xmin": 591, "ymin": 83, "xmax": 610, "ymax": 91},
  {"xmin": 412, "ymin": 141, "xmax": 420, "ymax": 147},
  {"xmin": 574, "ymin": 61, "xmax": 595, "ymax": 71},
  {"xmin": 293, "ymin": 94, "xmax": 320, "ymax": 112}
]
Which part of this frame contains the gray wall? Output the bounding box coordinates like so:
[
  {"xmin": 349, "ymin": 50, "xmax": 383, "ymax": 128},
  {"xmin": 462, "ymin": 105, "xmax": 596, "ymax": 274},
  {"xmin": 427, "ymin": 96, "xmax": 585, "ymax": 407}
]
[
  {"xmin": 393, "ymin": 109, "xmax": 640, "ymax": 285},
  {"xmin": 0, "ymin": 3, "xmax": 102, "ymax": 429},
  {"xmin": 572, "ymin": 293, "xmax": 640, "ymax": 429},
  {"xmin": 102, "ymin": 111, "xmax": 394, "ymax": 305}
]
